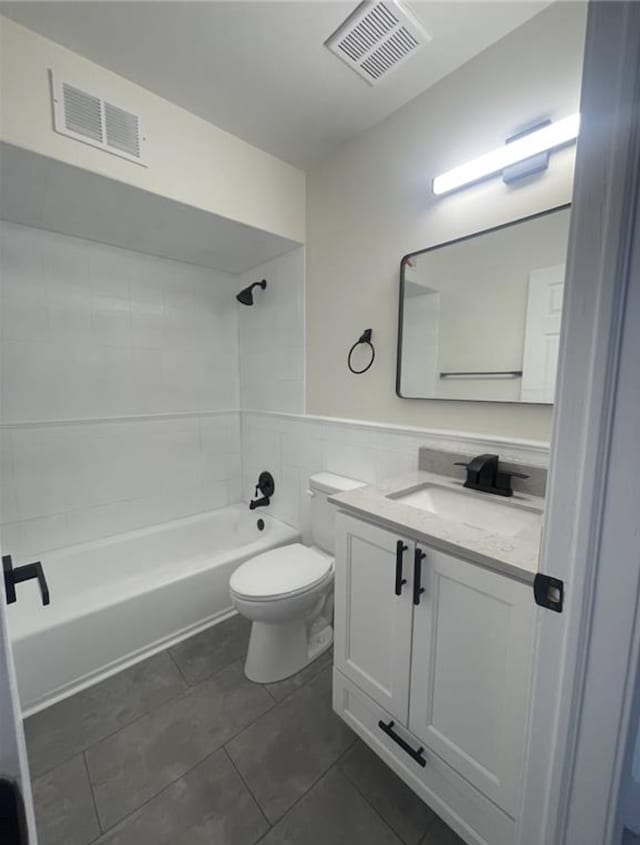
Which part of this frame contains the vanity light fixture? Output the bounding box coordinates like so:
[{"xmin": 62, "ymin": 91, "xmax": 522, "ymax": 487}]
[{"xmin": 432, "ymin": 113, "xmax": 580, "ymax": 196}]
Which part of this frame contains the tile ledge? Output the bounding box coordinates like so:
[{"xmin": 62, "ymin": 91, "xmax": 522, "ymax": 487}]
[
  {"xmin": 0, "ymin": 409, "xmax": 239, "ymax": 429},
  {"xmin": 241, "ymin": 409, "xmax": 551, "ymax": 463}
]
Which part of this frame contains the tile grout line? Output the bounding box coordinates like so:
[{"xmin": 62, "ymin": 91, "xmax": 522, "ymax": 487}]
[
  {"xmin": 93, "ymin": 662, "xmax": 344, "ymax": 840},
  {"xmin": 418, "ymin": 814, "xmax": 443, "ymax": 845},
  {"xmin": 28, "ymin": 673, "xmax": 190, "ymax": 783},
  {"xmin": 337, "ymin": 747, "xmax": 426, "ymax": 845},
  {"xmin": 251, "ymin": 732, "xmax": 360, "ymax": 842},
  {"xmin": 83, "ymin": 694, "xmax": 280, "ymax": 841},
  {"xmin": 32, "ymin": 638, "xmax": 251, "ymax": 782},
  {"xmin": 83, "ymin": 672, "xmax": 281, "ymax": 838},
  {"xmin": 262, "ymin": 684, "xmax": 279, "ymax": 704},
  {"xmin": 263, "ymin": 653, "xmax": 333, "ymax": 706},
  {"xmin": 222, "ymin": 746, "xmax": 273, "ymax": 834},
  {"xmin": 165, "ymin": 644, "xmax": 191, "ymax": 686},
  {"xmin": 81, "ymin": 750, "xmax": 104, "ymax": 838},
  {"xmin": 31, "ymin": 630, "xmax": 336, "ymax": 842}
]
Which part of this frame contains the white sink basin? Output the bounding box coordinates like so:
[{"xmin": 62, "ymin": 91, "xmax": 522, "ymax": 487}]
[{"xmin": 390, "ymin": 484, "xmax": 542, "ymax": 537}]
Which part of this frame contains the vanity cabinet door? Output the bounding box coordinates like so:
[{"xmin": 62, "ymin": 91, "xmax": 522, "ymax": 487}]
[
  {"xmin": 408, "ymin": 547, "xmax": 536, "ymax": 816},
  {"xmin": 334, "ymin": 513, "xmax": 414, "ymax": 724}
]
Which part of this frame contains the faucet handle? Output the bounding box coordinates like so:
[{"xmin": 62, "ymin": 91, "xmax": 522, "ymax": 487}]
[{"xmin": 454, "ymin": 462, "xmax": 469, "ymax": 467}]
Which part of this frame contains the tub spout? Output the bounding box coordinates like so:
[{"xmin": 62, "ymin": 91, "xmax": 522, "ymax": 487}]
[{"xmin": 249, "ymin": 495, "xmax": 270, "ymax": 510}]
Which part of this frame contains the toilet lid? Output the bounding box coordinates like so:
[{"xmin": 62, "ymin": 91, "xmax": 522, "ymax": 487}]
[{"xmin": 230, "ymin": 543, "xmax": 333, "ymax": 600}]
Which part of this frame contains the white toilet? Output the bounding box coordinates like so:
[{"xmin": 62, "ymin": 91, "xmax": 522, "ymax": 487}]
[{"xmin": 229, "ymin": 472, "xmax": 365, "ymax": 684}]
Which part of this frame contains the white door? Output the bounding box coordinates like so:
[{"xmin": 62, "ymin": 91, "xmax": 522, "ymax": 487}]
[
  {"xmin": 409, "ymin": 546, "xmax": 536, "ymax": 817},
  {"xmin": 0, "ymin": 549, "xmax": 38, "ymax": 843},
  {"xmin": 520, "ymin": 263, "xmax": 565, "ymax": 403},
  {"xmin": 333, "ymin": 513, "xmax": 414, "ymax": 723}
]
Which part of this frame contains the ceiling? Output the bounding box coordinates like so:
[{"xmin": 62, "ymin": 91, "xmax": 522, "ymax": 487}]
[
  {"xmin": 0, "ymin": 1, "xmax": 551, "ymax": 170},
  {"xmin": 0, "ymin": 143, "xmax": 300, "ymax": 273}
]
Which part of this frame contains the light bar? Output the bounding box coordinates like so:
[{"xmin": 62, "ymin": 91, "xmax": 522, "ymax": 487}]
[{"xmin": 432, "ymin": 113, "xmax": 580, "ymax": 196}]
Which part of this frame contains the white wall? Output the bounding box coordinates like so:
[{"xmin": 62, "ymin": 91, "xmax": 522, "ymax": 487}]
[
  {"xmin": 0, "ymin": 15, "xmax": 305, "ymax": 244},
  {"xmin": 238, "ymin": 247, "xmax": 305, "ymax": 414},
  {"xmin": 0, "ymin": 222, "xmax": 242, "ymax": 559},
  {"xmin": 306, "ymin": 2, "xmax": 586, "ymax": 441}
]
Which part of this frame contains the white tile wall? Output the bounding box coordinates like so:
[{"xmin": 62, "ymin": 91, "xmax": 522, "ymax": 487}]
[
  {"xmin": 0, "ymin": 222, "xmax": 242, "ymax": 559},
  {"xmin": 241, "ymin": 411, "xmax": 550, "ymax": 542},
  {"xmin": 0, "ymin": 414, "xmax": 241, "ymax": 560},
  {"xmin": 238, "ymin": 247, "xmax": 305, "ymax": 414},
  {"xmin": 0, "ymin": 223, "xmax": 240, "ymax": 421}
]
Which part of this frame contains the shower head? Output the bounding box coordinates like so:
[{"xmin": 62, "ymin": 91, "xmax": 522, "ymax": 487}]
[{"xmin": 237, "ymin": 279, "xmax": 267, "ymax": 306}]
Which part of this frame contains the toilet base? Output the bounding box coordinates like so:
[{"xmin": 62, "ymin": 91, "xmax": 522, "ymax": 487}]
[{"xmin": 244, "ymin": 619, "xmax": 333, "ymax": 684}]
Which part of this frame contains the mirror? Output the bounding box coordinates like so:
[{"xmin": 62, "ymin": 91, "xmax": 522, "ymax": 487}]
[{"xmin": 397, "ymin": 204, "xmax": 570, "ymax": 404}]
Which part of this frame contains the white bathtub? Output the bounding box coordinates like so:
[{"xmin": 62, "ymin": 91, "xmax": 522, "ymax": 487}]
[{"xmin": 8, "ymin": 505, "xmax": 299, "ymax": 714}]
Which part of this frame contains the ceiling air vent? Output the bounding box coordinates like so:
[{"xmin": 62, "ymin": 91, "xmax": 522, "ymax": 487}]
[
  {"xmin": 51, "ymin": 71, "xmax": 147, "ymax": 166},
  {"xmin": 325, "ymin": 0, "xmax": 430, "ymax": 85}
]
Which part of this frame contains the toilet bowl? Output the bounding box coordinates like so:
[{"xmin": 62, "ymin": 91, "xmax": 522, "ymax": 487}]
[{"xmin": 229, "ymin": 472, "xmax": 365, "ymax": 683}]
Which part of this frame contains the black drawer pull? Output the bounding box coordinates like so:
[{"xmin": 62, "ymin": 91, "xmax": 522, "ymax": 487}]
[
  {"xmin": 3, "ymin": 555, "xmax": 50, "ymax": 606},
  {"xmin": 413, "ymin": 548, "xmax": 426, "ymax": 606},
  {"xmin": 378, "ymin": 719, "xmax": 426, "ymax": 767},
  {"xmin": 395, "ymin": 541, "xmax": 408, "ymax": 596}
]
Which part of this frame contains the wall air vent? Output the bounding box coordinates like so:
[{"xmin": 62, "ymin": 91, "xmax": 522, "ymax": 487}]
[
  {"xmin": 325, "ymin": 0, "xmax": 430, "ymax": 85},
  {"xmin": 51, "ymin": 71, "xmax": 147, "ymax": 166}
]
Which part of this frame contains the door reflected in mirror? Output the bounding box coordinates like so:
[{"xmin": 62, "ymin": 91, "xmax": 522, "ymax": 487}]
[{"xmin": 397, "ymin": 205, "xmax": 570, "ymax": 404}]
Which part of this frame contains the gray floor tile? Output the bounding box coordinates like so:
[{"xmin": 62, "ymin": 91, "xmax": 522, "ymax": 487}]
[
  {"xmin": 339, "ymin": 740, "xmax": 435, "ymax": 844},
  {"xmin": 95, "ymin": 748, "xmax": 268, "ymax": 845},
  {"xmin": 169, "ymin": 614, "xmax": 251, "ymax": 685},
  {"xmin": 258, "ymin": 767, "xmax": 402, "ymax": 845},
  {"xmin": 265, "ymin": 648, "xmax": 333, "ymax": 702},
  {"xmin": 26, "ymin": 651, "xmax": 186, "ymax": 778},
  {"xmin": 226, "ymin": 666, "xmax": 355, "ymax": 823},
  {"xmin": 420, "ymin": 818, "xmax": 467, "ymax": 845},
  {"xmin": 32, "ymin": 754, "xmax": 100, "ymax": 845},
  {"xmin": 86, "ymin": 660, "xmax": 273, "ymax": 830}
]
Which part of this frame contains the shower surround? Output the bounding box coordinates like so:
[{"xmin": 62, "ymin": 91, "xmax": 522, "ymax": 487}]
[
  {"xmin": 0, "ymin": 222, "xmax": 307, "ymax": 561},
  {"xmin": 0, "ymin": 221, "xmax": 243, "ymax": 559}
]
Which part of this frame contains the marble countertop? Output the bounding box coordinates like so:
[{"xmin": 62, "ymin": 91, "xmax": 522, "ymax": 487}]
[{"xmin": 329, "ymin": 471, "xmax": 544, "ymax": 584}]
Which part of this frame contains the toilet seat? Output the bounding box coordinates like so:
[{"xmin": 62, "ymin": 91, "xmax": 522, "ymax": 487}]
[{"xmin": 230, "ymin": 543, "xmax": 333, "ymax": 602}]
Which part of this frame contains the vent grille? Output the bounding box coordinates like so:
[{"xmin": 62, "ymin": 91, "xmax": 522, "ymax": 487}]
[
  {"xmin": 104, "ymin": 103, "xmax": 140, "ymax": 158},
  {"xmin": 326, "ymin": 1, "xmax": 430, "ymax": 85},
  {"xmin": 62, "ymin": 84, "xmax": 102, "ymax": 141},
  {"xmin": 51, "ymin": 72, "xmax": 146, "ymax": 166}
]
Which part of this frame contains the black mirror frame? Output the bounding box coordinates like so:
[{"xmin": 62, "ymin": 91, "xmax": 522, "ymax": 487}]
[{"xmin": 395, "ymin": 202, "xmax": 572, "ymax": 405}]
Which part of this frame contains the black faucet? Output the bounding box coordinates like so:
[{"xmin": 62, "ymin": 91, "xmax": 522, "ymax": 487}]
[
  {"xmin": 249, "ymin": 471, "xmax": 275, "ymax": 510},
  {"xmin": 454, "ymin": 454, "xmax": 528, "ymax": 498}
]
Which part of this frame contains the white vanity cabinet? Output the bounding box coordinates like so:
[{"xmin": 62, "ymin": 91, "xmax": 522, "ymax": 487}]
[
  {"xmin": 333, "ymin": 512, "xmax": 537, "ymax": 845},
  {"xmin": 333, "ymin": 515, "xmax": 414, "ymax": 722}
]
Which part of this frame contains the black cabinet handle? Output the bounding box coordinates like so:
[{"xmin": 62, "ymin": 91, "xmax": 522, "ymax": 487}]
[
  {"xmin": 378, "ymin": 719, "xmax": 426, "ymax": 767},
  {"xmin": 3, "ymin": 555, "xmax": 50, "ymax": 606},
  {"xmin": 395, "ymin": 541, "xmax": 408, "ymax": 596},
  {"xmin": 413, "ymin": 548, "xmax": 426, "ymax": 605}
]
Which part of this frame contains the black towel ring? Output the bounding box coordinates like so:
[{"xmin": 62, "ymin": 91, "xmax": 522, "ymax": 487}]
[{"xmin": 348, "ymin": 329, "xmax": 375, "ymax": 375}]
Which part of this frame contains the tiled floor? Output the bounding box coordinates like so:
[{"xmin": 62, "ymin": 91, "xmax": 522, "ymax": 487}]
[{"xmin": 25, "ymin": 614, "xmax": 465, "ymax": 845}]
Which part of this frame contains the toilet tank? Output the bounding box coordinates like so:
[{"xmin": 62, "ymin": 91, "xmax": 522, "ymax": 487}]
[{"xmin": 309, "ymin": 472, "xmax": 365, "ymax": 554}]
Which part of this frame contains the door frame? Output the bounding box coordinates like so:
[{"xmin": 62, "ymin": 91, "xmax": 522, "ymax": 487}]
[
  {"xmin": 518, "ymin": 2, "xmax": 640, "ymax": 843},
  {"xmin": 0, "ymin": 563, "xmax": 38, "ymax": 843}
]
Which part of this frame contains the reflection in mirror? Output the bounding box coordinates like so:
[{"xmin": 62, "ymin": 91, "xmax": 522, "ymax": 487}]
[{"xmin": 397, "ymin": 205, "xmax": 570, "ymax": 404}]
